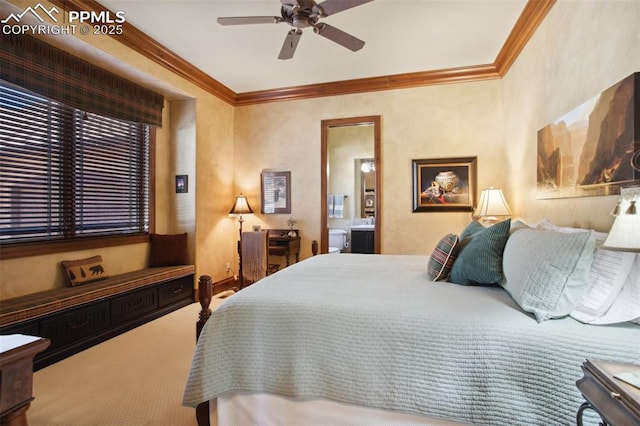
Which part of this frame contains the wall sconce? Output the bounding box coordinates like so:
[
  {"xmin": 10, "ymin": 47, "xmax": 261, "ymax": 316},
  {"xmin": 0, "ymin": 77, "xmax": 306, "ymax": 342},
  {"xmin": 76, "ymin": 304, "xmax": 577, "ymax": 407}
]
[
  {"xmin": 473, "ymin": 187, "xmax": 512, "ymax": 226},
  {"xmin": 603, "ymin": 186, "xmax": 640, "ymax": 252},
  {"xmin": 229, "ymin": 194, "xmax": 254, "ymax": 289}
]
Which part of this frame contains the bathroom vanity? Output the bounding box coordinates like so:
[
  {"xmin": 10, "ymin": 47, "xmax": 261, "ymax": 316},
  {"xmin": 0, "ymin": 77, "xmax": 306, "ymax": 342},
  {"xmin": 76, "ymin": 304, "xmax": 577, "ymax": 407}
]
[{"xmin": 350, "ymin": 225, "xmax": 375, "ymax": 254}]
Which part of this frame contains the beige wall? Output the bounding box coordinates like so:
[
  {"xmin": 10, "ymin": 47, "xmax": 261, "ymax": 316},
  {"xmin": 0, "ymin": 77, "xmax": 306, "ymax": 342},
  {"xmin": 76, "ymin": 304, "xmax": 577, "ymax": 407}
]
[
  {"xmin": 502, "ymin": 0, "xmax": 640, "ymax": 232},
  {"xmin": 234, "ymin": 79, "xmax": 506, "ymax": 256},
  {"xmin": 1, "ymin": 0, "xmax": 637, "ymax": 299}
]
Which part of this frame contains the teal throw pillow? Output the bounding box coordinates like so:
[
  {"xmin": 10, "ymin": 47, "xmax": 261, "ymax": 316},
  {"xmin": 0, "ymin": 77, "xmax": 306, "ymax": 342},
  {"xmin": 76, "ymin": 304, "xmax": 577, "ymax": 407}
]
[
  {"xmin": 459, "ymin": 220, "xmax": 485, "ymax": 241},
  {"xmin": 449, "ymin": 219, "xmax": 511, "ymax": 285}
]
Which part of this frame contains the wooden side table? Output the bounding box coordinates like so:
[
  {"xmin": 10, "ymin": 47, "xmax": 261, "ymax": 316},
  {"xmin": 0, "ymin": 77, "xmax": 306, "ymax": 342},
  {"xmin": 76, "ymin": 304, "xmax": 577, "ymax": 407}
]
[
  {"xmin": 268, "ymin": 229, "xmax": 300, "ymax": 268},
  {"xmin": 0, "ymin": 335, "xmax": 51, "ymax": 426},
  {"xmin": 576, "ymin": 359, "xmax": 640, "ymax": 426}
]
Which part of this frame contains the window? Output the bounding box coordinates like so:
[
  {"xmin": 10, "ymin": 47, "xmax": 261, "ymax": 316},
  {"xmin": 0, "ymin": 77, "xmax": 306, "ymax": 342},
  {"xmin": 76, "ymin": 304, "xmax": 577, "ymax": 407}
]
[{"xmin": 0, "ymin": 80, "xmax": 150, "ymax": 247}]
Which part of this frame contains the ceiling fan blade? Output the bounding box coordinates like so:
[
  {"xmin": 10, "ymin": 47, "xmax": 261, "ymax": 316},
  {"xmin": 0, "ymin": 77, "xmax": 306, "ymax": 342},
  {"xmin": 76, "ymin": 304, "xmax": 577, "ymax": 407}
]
[
  {"xmin": 279, "ymin": 29, "xmax": 303, "ymax": 60},
  {"xmin": 313, "ymin": 0, "xmax": 373, "ymax": 17},
  {"xmin": 313, "ymin": 23, "xmax": 365, "ymax": 52},
  {"xmin": 217, "ymin": 16, "xmax": 281, "ymax": 25}
]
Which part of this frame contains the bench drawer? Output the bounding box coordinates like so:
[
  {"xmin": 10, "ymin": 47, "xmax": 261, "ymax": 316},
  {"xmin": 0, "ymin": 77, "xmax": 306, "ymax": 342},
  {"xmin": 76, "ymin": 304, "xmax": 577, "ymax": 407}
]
[
  {"xmin": 0, "ymin": 267, "xmax": 195, "ymax": 370},
  {"xmin": 111, "ymin": 288, "xmax": 158, "ymax": 325},
  {"xmin": 158, "ymin": 276, "xmax": 193, "ymax": 307},
  {"xmin": 40, "ymin": 301, "xmax": 110, "ymax": 351}
]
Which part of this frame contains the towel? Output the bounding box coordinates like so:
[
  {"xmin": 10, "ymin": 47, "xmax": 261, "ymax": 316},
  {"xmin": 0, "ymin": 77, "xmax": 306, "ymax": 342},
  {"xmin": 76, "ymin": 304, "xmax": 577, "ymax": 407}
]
[
  {"xmin": 328, "ymin": 195, "xmax": 335, "ymax": 218},
  {"xmin": 333, "ymin": 194, "xmax": 344, "ymax": 218},
  {"xmin": 241, "ymin": 231, "xmax": 268, "ymax": 282}
]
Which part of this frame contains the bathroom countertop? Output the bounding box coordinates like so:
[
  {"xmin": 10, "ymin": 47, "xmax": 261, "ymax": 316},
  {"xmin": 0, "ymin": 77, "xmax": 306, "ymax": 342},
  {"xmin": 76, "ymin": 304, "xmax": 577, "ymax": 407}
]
[{"xmin": 350, "ymin": 224, "xmax": 375, "ymax": 230}]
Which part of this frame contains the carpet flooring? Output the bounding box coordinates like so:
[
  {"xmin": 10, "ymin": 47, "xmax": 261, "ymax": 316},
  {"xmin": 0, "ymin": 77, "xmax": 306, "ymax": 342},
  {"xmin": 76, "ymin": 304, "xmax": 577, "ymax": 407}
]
[{"xmin": 29, "ymin": 294, "xmax": 230, "ymax": 426}]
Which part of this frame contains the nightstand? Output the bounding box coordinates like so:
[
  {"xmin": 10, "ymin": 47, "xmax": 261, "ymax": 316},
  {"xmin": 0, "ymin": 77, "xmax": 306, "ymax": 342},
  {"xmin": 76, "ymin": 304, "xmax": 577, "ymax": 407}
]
[
  {"xmin": 0, "ymin": 336, "xmax": 51, "ymax": 426},
  {"xmin": 576, "ymin": 359, "xmax": 640, "ymax": 426}
]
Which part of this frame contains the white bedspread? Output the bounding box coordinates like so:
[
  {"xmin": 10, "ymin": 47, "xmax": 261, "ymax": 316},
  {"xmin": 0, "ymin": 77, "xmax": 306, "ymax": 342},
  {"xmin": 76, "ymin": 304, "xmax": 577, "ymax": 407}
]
[{"xmin": 183, "ymin": 254, "xmax": 640, "ymax": 425}]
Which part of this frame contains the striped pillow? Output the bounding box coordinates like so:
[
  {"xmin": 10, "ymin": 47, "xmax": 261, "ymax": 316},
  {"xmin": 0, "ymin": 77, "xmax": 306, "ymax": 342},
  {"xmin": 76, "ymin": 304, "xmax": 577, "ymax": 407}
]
[{"xmin": 428, "ymin": 233, "xmax": 459, "ymax": 281}]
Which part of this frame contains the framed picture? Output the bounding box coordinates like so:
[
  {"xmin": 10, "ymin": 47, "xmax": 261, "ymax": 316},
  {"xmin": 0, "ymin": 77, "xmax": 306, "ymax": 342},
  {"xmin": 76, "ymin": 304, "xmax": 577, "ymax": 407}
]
[
  {"xmin": 537, "ymin": 72, "xmax": 639, "ymax": 199},
  {"xmin": 175, "ymin": 175, "xmax": 188, "ymax": 193},
  {"xmin": 261, "ymin": 171, "xmax": 291, "ymax": 214},
  {"xmin": 412, "ymin": 157, "xmax": 477, "ymax": 212}
]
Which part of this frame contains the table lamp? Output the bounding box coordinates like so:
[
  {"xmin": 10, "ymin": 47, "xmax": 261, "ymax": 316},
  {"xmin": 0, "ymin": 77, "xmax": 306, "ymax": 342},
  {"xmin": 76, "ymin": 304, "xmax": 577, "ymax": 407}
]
[
  {"xmin": 473, "ymin": 187, "xmax": 512, "ymax": 226},
  {"xmin": 603, "ymin": 186, "xmax": 639, "ymax": 252}
]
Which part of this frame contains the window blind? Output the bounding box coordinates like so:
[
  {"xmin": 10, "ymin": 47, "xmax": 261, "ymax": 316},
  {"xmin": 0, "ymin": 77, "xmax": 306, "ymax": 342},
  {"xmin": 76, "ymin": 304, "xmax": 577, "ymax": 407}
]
[
  {"xmin": 0, "ymin": 80, "xmax": 149, "ymax": 244},
  {"xmin": 0, "ymin": 33, "xmax": 163, "ymax": 127}
]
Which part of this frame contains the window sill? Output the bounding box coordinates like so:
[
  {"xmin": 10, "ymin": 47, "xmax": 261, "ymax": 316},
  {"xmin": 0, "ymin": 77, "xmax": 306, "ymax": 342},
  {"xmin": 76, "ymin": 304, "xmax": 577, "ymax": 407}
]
[{"xmin": 0, "ymin": 234, "xmax": 149, "ymax": 260}]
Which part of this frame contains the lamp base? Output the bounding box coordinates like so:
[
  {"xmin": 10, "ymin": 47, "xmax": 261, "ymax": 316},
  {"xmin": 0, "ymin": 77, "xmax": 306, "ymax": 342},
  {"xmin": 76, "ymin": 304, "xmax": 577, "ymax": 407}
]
[{"xmin": 480, "ymin": 216, "xmax": 499, "ymax": 227}]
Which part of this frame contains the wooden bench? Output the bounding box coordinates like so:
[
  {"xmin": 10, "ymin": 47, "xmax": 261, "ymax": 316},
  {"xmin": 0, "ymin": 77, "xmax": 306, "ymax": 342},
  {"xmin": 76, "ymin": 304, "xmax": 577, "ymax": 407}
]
[{"xmin": 0, "ymin": 265, "xmax": 195, "ymax": 370}]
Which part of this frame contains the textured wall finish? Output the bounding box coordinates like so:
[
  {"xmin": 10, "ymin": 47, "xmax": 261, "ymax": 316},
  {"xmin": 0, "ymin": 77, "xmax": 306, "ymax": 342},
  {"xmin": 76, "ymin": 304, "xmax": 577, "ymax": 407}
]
[{"xmin": 502, "ymin": 0, "xmax": 640, "ymax": 231}]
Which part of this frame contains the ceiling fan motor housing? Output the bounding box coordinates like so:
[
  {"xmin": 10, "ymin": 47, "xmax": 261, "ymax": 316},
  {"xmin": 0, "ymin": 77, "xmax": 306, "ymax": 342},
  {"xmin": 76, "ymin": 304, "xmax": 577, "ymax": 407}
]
[{"xmin": 281, "ymin": 0, "xmax": 320, "ymax": 29}]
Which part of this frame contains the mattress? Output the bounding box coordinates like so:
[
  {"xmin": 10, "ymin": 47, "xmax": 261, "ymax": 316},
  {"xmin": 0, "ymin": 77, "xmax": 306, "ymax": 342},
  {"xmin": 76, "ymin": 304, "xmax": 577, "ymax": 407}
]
[{"xmin": 183, "ymin": 254, "xmax": 640, "ymax": 425}]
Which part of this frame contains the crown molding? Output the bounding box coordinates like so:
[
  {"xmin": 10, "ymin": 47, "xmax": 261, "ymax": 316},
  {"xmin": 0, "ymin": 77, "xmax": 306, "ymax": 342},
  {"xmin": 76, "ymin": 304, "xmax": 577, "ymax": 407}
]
[
  {"xmin": 235, "ymin": 64, "xmax": 501, "ymax": 106},
  {"xmin": 48, "ymin": 0, "xmax": 555, "ymax": 106},
  {"xmin": 494, "ymin": 0, "xmax": 556, "ymax": 75}
]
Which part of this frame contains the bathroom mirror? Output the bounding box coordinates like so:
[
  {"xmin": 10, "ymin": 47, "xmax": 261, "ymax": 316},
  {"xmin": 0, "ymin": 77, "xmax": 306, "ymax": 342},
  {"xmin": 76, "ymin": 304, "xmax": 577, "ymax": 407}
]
[{"xmin": 321, "ymin": 116, "xmax": 381, "ymax": 254}]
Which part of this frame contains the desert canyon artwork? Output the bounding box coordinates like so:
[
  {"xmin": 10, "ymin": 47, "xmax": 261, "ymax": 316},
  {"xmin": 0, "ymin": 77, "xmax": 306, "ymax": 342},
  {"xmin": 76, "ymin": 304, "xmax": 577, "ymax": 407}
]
[{"xmin": 537, "ymin": 72, "xmax": 639, "ymax": 199}]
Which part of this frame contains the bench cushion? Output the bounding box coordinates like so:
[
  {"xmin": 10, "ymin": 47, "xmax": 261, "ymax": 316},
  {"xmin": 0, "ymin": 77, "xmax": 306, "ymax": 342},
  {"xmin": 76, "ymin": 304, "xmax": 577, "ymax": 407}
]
[{"xmin": 0, "ymin": 265, "xmax": 195, "ymax": 327}]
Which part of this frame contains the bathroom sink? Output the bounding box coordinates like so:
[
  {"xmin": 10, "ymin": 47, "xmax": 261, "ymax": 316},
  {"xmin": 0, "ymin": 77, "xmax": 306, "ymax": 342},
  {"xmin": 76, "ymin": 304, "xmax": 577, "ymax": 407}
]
[{"xmin": 350, "ymin": 224, "xmax": 375, "ymax": 230}]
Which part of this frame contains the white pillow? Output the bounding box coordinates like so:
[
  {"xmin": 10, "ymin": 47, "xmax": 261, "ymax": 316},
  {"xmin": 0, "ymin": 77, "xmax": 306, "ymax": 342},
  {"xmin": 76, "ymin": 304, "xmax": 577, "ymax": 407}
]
[
  {"xmin": 570, "ymin": 248, "xmax": 635, "ymax": 322},
  {"xmin": 528, "ymin": 219, "xmax": 634, "ymax": 323},
  {"xmin": 573, "ymin": 254, "xmax": 640, "ymax": 325},
  {"xmin": 533, "ymin": 218, "xmax": 606, "ymax": 240},
  {"xmin": 509, "ymin": 218, "xmax": 531, "ymax": 234},
  {"xmin": 502, "ymin": 228, "xmax": 595, "ymax": 322}
]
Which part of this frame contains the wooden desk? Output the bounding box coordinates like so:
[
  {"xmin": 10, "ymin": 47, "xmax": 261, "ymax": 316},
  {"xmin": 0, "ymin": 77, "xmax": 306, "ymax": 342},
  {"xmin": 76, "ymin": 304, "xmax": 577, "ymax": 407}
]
[
  {"xmin": 576, "ymin": 359, "xmax": 640, "ymax": 426},
  {"xmin": 268, "ymin": 229, "xmax": 300, "ymax": 269},
  {"xmin": 0, "ymin": 335, "xmax": 50, "ymax": 426}
]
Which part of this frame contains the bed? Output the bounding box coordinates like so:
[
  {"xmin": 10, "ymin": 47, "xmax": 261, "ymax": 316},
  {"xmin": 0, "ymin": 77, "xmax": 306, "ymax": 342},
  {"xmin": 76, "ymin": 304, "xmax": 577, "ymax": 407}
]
[{"xmin": 183, "ymin": 220, "xmax": 640, "ymax": 426}]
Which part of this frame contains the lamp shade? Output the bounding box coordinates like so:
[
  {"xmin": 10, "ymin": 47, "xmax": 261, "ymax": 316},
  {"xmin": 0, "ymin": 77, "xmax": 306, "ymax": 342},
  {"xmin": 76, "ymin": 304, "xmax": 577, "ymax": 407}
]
[
  {"xmin": 603, "ymin": 187, "xmax": 640, "ymax": 251},
  {"xmin": 474, "ymin": 188, "xmax": 512, "ymax": 221},
  {"xmin": 229, "ymin": 194, "xmax": 253, "ymax": 215}
]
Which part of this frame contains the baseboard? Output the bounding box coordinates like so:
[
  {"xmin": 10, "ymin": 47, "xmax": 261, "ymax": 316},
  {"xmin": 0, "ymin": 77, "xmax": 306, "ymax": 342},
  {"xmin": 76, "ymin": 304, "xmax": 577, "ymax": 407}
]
[{"xmin": 211, "ymin": 276, "xmax": 237, "ymax": 295}]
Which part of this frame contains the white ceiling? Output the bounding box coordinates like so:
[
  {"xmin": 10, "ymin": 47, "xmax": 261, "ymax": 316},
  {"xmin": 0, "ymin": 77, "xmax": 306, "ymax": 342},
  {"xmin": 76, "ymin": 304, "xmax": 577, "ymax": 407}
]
[{"xmin": 98, "ymin": 0, "xmax": 528, "ymax": 94}]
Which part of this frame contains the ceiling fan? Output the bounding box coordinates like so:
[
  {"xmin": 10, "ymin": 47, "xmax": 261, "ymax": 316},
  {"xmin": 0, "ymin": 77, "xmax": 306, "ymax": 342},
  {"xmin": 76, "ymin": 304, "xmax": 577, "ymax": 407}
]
[{"xmin": 217, "ymin": 0, "xmax": 373, "ymax": 60}]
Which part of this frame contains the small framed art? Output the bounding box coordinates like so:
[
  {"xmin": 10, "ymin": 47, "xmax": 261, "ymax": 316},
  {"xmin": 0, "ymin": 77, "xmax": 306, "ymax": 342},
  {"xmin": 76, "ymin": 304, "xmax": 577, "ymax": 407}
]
[
  {"xmin": 412, "ymin": 157, "xmax": 477, "ymax": 212},
  {"xmin": 175, "ymin": 175, "xmax": 188, "ymax": 193},
  {"xmin": 261, "ymin": 171, "xmax": 291, "ymax": 214}
]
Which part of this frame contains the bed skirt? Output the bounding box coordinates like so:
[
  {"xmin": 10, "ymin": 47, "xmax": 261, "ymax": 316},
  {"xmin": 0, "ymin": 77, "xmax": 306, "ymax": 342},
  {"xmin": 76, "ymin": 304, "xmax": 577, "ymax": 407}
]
[{"xmin": 216, "ymin": 392, "xmax": 469, "ymax": 425}]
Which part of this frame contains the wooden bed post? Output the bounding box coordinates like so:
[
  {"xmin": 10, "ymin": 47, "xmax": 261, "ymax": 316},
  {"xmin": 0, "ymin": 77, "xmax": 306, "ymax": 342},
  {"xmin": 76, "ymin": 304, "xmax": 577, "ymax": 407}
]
[
  {"xmin": 196, "ymin": 275, "xmax": 212, "ymax": 426},
  {"xmin": 196, "ymin": 275, "xmax": 213, "ymax": 339}
]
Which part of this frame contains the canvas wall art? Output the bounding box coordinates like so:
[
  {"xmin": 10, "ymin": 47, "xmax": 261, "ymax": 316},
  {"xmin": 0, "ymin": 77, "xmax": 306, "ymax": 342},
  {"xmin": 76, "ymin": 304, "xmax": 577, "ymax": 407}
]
[{"xmin": 537, "ymin": 72, "xmax": 639, "ymax": 199}]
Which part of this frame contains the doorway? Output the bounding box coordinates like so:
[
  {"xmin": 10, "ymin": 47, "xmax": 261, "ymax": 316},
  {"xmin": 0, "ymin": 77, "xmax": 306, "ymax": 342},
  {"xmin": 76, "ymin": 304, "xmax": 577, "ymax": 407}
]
[{"xmin": 320, "ymin": 115, "xmax": 381, "ymax": 254}]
